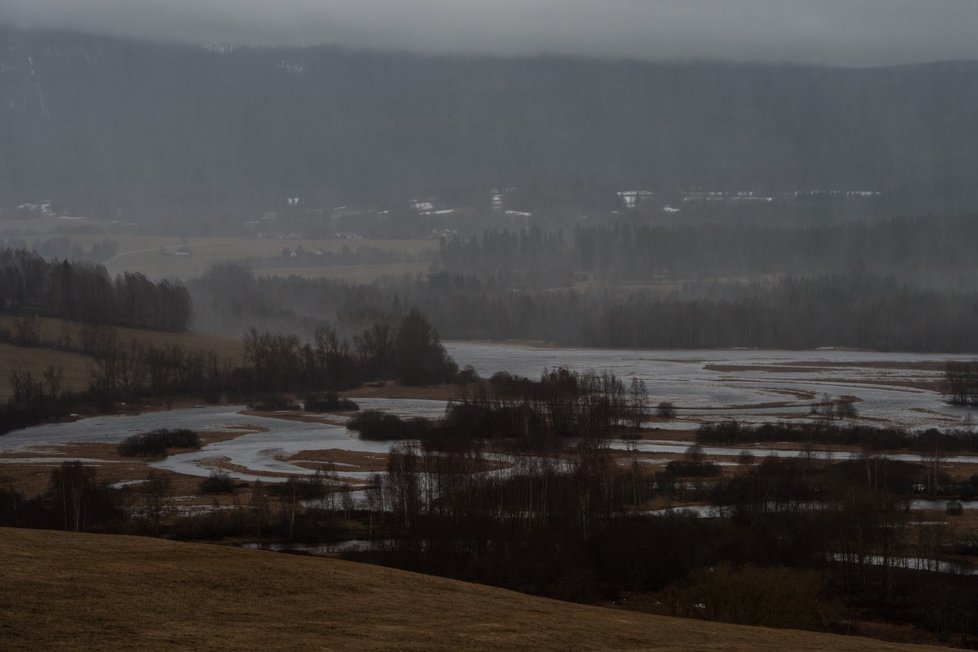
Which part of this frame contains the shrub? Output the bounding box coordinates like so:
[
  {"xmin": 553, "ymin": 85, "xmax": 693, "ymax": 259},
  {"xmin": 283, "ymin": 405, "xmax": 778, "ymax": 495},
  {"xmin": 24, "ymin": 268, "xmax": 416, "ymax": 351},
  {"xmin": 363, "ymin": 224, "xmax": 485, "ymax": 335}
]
[
  {"xmin": 247, "ymin": 394, "xmax": 301, "ymax": 411},
  {"xmin": 273, "ymin": 472, "xmax": 332, "ymax": 500},
  {"xmin": 656, "ymin": 401, "xmax": 676, "ymax": 418},
  {"xmin": 666, "ymin": 459, "xmax": 722, "ymax": 477},
  {"xmin": 347, "ymin": 410, "xmax": 433, "ymax": 440},
  {"xmin": 117, "ymin": 429, "xmax": 201, "ymax": 457},
  {"xmin": 199, "ymin": 471, "xmax": 235, "ymax": 494},
  {"xmin": 305, "ymin": 393, "xmax": 359, "ymax": 412}
]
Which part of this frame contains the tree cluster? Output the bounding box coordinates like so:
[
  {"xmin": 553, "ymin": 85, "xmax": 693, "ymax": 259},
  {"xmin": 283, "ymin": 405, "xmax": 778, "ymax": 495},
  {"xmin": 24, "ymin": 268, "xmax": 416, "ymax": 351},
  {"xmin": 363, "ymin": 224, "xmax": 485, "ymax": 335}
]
[
  {"xmin": 697, "ymin": 420, "xmax": 978, "ymax": 453},
  {"xmin": 0, "ymin": 462, "xmax": 122, "ymax": 533},
  {"xmin": 116, "ymin": 429, "xmax": 201, "ymax": 457},
  {"xmin": 345, "ymin": 368, "xmax": 647, "ymax": 450},
  {"xmin": 945, "ymin": 361, "xmax": 978, "ymax": 406},
  {"xmin": 448, "ymin": 369, "xmax": 648, "ymax": 443},
  {"xmin": 238, "ymin": 309, "xmax": 457, "ymax": 393},
  {"xmin": 304, "ymin": 393, "xmax": 359, "ymax": 413},
  {"xmin": 0, "ymin": 249, "xmax": 191, "ymax": 331},
  {"xmin": 0, "ymin": 236, "xmax": 119, "ymax": 265}
]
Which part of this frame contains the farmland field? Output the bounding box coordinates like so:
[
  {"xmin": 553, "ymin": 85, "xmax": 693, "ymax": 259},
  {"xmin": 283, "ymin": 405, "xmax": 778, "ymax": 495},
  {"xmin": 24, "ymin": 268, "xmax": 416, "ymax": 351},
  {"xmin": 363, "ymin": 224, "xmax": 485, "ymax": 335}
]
[
  {"xmin": 1, "ymin": 228, "xmax": 438, "ymax": 280},
  {"xmin": 0, "ymin": 528, "xmax": 943, "ymax": 651},
  {"xmin": 0, "ymin": 315, "xmax": 243, "ymax": 401},
  {"xmin": 92, "ymin": 235, "xmax": 437, "ymax": 280}
]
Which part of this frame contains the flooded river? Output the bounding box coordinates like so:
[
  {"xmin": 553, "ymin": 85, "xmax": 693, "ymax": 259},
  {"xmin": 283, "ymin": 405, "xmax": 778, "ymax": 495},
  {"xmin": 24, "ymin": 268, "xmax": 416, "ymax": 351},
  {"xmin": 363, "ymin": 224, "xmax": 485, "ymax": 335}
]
[
  {"xmin": 3, "ymin": 344, "xmax": 977, "ymax": 484},
  {"xmin": 446, "ymin": 342, "xmax": 977, "ymax": 429}
]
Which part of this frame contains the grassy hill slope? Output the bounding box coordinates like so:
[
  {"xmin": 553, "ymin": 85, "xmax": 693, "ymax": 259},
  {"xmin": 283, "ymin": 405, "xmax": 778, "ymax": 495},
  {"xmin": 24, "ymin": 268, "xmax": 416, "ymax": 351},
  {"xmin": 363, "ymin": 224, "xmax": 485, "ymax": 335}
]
[
  {"xmin": 0, "ymin": 315, "xmax": 242, "ymax": 401},
  {"xmin": 0, "ymin": 528, "xmax": 945, "ymax": 651}
]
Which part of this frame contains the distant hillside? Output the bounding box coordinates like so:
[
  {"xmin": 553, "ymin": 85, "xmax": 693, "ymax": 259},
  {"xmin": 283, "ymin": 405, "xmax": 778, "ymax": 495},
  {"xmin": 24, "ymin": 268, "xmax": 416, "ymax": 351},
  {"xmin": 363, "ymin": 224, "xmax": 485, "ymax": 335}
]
[
  {"xmin": 0, "ymin": 528, "xmax": 947, "ymax": 651},
  {"xmin": 3, "ymin": 26, "xmax": 978, "ymax": 223}
]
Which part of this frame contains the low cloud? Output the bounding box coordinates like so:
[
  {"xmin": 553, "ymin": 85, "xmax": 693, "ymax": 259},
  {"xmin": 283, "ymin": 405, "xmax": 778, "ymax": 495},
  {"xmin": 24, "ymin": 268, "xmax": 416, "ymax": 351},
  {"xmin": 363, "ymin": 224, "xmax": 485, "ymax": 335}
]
[{"xmin": 4, "ymin": 0, "xmax": 978, "ymax": 66}]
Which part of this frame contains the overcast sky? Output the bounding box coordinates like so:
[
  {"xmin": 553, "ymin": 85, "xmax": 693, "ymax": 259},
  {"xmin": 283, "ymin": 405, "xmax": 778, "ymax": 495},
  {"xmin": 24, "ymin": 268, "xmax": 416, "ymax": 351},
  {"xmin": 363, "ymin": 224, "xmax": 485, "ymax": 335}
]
[{"xmin": 3, "ymin": 0, "xmax": 978, "ymax": 66}]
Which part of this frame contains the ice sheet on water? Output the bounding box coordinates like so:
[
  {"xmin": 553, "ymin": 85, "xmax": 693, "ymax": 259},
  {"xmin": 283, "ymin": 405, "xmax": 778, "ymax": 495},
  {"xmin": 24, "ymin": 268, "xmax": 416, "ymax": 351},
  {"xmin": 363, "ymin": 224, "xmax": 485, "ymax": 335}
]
[
  {"xmin": 4, "ymin": 344, "xmax": 977, "ymax": 483},
  {"xmin": 446, "ymin": 343, "xmax": 977, "ymax": 429}
]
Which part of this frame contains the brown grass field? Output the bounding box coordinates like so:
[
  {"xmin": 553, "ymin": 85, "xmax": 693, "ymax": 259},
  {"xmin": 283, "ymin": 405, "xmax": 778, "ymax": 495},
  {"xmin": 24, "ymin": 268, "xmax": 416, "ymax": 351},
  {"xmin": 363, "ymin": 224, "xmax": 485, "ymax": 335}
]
[
  {"xmin": 69, "ymin": 234, "xmax": 439, "ymax": 280},
  {"xmin": 0, "ymin": 341, "xmax": 94, "ymax": 400},
  {"xmin": 0, "ymin": 527, "xmax": 947, "ymax": 651},
  {"xmin": 0, "ymin": 315, "xmax": 243, "ymax": 401},
  {"xmin": 259, "ymin": 261, "xmax": 430, "ymax": 281},
  {"xmin": 0, "ymin": 224, "xmax": 438, "ymax": 279},
  {"xmin": 0, "ymin": 315, "xmax": 243, "ymax": 357}
]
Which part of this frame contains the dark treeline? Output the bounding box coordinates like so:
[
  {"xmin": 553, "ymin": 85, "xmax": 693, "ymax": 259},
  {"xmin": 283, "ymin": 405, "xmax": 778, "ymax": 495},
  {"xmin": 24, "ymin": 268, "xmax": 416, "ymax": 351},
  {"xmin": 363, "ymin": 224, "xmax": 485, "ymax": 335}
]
[
  {"xmin": 191, "ymin": 266, "xmax": 978, "ymax": 352},
  {"xmin": 0, "ymin": 461, "xmax": 123, "ymax": 534},
  {"xmin": 438, "ymin": 227, "xmax": 572, "ymax": 287},
  {"xmin": 116, "ymin": 429, "xmax": 201, "ymax": 457},
  {"xmin": 240, "ymin": 308, "xmax": 457, "ymax": 393},
  {"xmin": 2, "ymin": 332, "xmax": 236, "ymax": 434},
  {"xmin": 440, "ymin": 215, "xmax": 978, "ymax": 289},
  {"xmin": 448, "ymin": 369, "xmax": 647, "ymax": 442},
  {"xmin": 347, "ymin": 368, "xmax": 648, "ymax": 448},
  {"xmin": 0, "ymin": 248, "xmax": 191, "ymax": 331},
  {"xmin": 304, "ymin": 392, "xmax": 359, "ymax": 413},
  {"xmin": 0, "ymin": 236, "xmax": 119, "ymax": 265},
  {"xmin": 2, "ymin": 366, "xmax": 84, "ymax": 434},
  {"xmin": 3, "ymin": 308, "xmax": 456, "ymax": 434},
  {"xmin": 347, "ymin": 411, "xmax": 435, "ymax": 442},
  {"xmin": 697, "ymin": 420, "xmax": 978, "ymax": 454}
]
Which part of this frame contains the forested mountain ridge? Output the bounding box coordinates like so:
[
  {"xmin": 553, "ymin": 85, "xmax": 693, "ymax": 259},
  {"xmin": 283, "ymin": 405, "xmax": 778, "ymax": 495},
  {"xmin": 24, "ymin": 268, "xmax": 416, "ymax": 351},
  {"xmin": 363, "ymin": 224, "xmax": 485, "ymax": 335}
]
[{"xmin": 4, "ymin": 25, "xmax": 978, "ymax": 222}]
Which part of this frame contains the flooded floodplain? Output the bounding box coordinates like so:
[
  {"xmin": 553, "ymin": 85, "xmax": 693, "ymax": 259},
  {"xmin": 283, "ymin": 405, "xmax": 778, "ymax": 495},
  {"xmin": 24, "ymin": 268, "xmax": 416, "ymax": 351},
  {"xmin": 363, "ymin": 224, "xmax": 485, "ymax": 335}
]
[
  {"xmin": 3, "ymin": 345, "xmax": 976, "ymax": 487},
  {"xmin": 446, "ymin": 343, "xmax": 977, "ymax": 430}
]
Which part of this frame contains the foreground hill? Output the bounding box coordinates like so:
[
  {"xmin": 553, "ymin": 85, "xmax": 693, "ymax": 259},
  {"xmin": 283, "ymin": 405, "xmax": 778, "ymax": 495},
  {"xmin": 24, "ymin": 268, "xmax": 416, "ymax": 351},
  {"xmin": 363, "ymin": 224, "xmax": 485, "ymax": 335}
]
[{"xmin": 0, "ymin": 528, "xmax": 944, "ymax": 651}]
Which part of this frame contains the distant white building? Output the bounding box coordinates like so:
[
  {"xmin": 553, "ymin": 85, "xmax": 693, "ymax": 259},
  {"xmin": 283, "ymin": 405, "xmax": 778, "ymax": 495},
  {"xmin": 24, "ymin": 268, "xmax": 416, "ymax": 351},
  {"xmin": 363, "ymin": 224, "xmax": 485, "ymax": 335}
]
[{"xmin": 617, "ymin": 190, "xmax": 654, "ymax": 209}]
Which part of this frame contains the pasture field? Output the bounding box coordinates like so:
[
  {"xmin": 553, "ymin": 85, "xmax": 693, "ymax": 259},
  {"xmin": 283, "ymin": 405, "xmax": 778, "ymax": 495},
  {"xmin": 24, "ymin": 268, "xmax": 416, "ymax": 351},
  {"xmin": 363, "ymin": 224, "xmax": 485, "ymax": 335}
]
[
  {"xmin": 0, "ymin": 527, "xmax": 946, "ymax": 651},
  {"xmin": 258, "ymin": 261, "xmax": 430, "ymax": 281},
  {"xmin": 0, "ymin": 315, "xmax": 243, "ymax": 401},
  {"xmin": 0, "ymin": 221, "xmax": 438, "ymax": 279},
  {"xmin": 0, "ymin": 341, "xmax": 93, "ymax": 401},
  {"xmin": 60, "ymin": 234, "xmax": 439, "ymax": 279}
]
